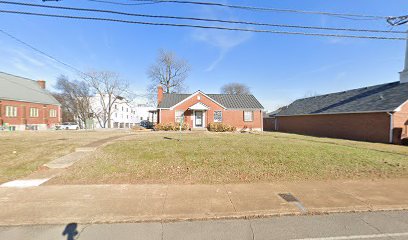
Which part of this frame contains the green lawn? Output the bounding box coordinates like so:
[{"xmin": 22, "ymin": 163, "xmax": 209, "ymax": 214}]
[
  {"xmin": 0, "ymin": 130, "xmax": 129, "ymax": 183},
  {"xmin": 49, "ymin": 132, "xmax": 408, "ymax": 184}
]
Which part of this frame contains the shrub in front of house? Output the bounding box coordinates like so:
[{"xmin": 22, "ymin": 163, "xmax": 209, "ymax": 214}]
[
  {"xmin": 207, "ymin": 123, "xmax": 237, "ymax": 132},
  {"xmin": 154, "ymin": 123, "xmax": 190, "ymax": 131}
]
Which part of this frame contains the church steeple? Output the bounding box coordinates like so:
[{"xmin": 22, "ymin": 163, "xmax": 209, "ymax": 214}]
[{"xmin": 400, "ymin": 32, "xmax": 408, "ymax": 83}]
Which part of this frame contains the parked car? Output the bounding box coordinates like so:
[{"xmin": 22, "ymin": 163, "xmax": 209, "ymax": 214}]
[
  {"xmin": 139, "ymin": 120, "xmax": 153, "ymax": 129},
  {"xmin": 56, "ymin": 122, "xmax": 79, "ymax": 130}
]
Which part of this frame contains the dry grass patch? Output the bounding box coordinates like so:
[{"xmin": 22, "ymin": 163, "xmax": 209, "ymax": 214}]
[
  {"xmin": 49, "ymin": 132, "xmax": 408, "ymax": 184},
  {"xmin": 0, "ymin": 130, "xmax": 129, "ymax": 183}
]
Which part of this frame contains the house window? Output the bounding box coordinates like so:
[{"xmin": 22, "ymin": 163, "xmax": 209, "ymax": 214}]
[
  {"xmin": 30, "ymin": 108, "xmax": 39, "ymax": 117},
  {"xmin": 49, "ymin": 109, "xmax": 57, "ymax": 118},
  {"xmin": 214, "ymin": 111, "xmax": 222, "ymax": 122},
  {"xmin": 5, "ymin": 106, "xmax": 17, "ymax": 117},
  {"xmin": 244, "ymin": 111, "xmax": 253, "ymax": 122},
  {"xmin": 175, "ymin": 111, "xmax": 184, "ymax": 123},
  {"xmin": 115, "ymin": 104, "xmax": 118, "ymax": 110}
]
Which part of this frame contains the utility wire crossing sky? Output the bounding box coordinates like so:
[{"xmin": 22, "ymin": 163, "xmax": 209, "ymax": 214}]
[{"xmin": 0, "ymin": 0, "xmax": 407, "ymax": 110}]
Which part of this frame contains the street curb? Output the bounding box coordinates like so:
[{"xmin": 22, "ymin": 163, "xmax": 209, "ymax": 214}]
[{"xmin": 0, "ymin": 207, "xmax": 406, "ymax": 227}]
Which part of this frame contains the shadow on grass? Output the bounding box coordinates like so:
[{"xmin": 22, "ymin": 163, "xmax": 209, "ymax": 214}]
[{"xmin": 164, "ymin": 137, "xmax": 181, "ymax": 141}]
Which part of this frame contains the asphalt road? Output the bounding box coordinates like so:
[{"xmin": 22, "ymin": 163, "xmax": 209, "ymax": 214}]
[{"xmin": 1, "ymin": 211, "xmax": 407, "ymax": 240}]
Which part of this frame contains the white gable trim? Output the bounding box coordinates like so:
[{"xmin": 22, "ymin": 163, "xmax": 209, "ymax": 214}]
[
  {"xmin": 169, "ymin": 91, "xmax": 227, "ymax": 110},
  {"xmin": 393, "ymin": 100, "xmax": 408, "ymax": 112},
  {"xmin": 189, "ymin": 102, "xmax": 210, "ymax": 110}
]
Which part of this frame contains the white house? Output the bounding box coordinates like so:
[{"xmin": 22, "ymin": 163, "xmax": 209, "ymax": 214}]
[
  {"xmin": 132, "ymin": 103, "xmax": 156, "ymax": 123},
  {"xmin": 90, "ymin": 95, "xmax": 156, "ymax": 128}
]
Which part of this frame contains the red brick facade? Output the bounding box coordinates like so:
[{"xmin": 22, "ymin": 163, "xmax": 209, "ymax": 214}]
[
  {"xmin": 393, "ymin": 101, "xmax": 408, "ymax": 139},
  {"xmin": 275, "ymin": 112, "xmax": 392, "ymax": 143},
  {"xmin": 158, "ymin": 92, "xmax": 263, "ymax": 130},
  {"xmin": 0, "ymin": 99, "xmax": 61, "ymax": 130},
  {"xmin": 273, "ymin": 101, "xmax": 408, "ymax": 144}
]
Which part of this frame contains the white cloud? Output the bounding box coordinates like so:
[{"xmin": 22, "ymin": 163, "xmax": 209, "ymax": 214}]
[
  {"xmin": 0, "ymin": 44, "xmax": 74, "ymax": 88},
  {"xmin": 190, "ymin": 3, "xmax": 253, "ymax": 71}
]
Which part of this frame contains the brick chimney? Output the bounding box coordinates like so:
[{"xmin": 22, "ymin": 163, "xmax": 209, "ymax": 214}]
[
  {"xmin": 157, "ymin": 85, "xmax": 164, "ymax": 104},
  {"xmin": 400, "ymin": 33, "xmax": 408, "ymax": 83},
  {"xmin": 37, "ymin": 80, "xmax": 46, "ymax": 89}
]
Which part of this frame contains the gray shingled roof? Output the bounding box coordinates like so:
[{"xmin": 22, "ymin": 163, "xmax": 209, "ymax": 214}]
[
  {"xmin": 158, "ymin": 92, "xmax": 264, "ymax": 109},
  {"xmin": 277, "ymin": 81, "xmax": 408, "ymax": 116},
  {"xmin": 0, "ymin": 72, "xmax": 60, "ymax": 105}
]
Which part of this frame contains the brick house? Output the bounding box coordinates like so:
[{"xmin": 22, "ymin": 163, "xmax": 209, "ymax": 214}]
[
  {"xmin": 273, "ymin": 78, "xmax": 408, "ymax": 144},
  {"xmin": 0, "ymin": 72, "xmax": 61, "ymax": 131},
  {"xmin": 156, "ymin": 86, "xmax": 264, "ymax": 131},
  {"xmin": 273, "ymin": 39, "xmax": 408, "ymax": 144}
]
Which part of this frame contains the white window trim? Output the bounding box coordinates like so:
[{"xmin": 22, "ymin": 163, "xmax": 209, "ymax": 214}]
[
  {"xmin": 244, "ymin": 111, "xmax": 253, "ymax": 122},
  {"xmin": 214, "ymin": 111, "xmax": 223, "ymax": 123},
  {"xmin": 5, "ymin": 106, "xmax": 18, "ymax": 117},
  {"xmin": 30, "ymin": 108, "xmax": 39, "ymax": 118},
  {"xmin": 49, "ymin": 109, "xmax": 57, "ymax": 118}
]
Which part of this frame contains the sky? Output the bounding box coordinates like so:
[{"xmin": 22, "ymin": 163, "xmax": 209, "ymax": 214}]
[{"xmin": 0, "ymin": 0, "xmax": 407, "ymax": 111}]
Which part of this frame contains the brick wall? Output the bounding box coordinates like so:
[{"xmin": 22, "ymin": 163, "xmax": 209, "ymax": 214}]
[
  {"xmin": 263, "ymin": 118, "xmax": 276, "ymax": 131},
  {"xmin": 393, "ymin": 101, "xmax": 408, "ymax": 138},
  {"xmin": 158, "ymin": 92, "xmax": 262, "ymax": 130},
  {"xmin": 0, "ymin": 99, "xmax": 61, "ymax": 129},
  {"xmin": 276, "ymin": 112, "xmax": 391, "ymax": 143}
]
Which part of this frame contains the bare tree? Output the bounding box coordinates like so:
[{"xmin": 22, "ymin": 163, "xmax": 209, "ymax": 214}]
[
  {"xmin": 147, "ymin": 49, "xmax": 190, "ymax": 105},
  {"xmin": 51, "ymin": 92, "xmax": 75, "ymax": 122},
  {"xmin": 82, "ymin": 71, "xmax": 129, "ymax": 128},
  {"xmin": 54, "ymin": 75, "xmax": 92, "ymax": 128},
  {"xmin": 221, "ymin": 83, "xmax": 251, "ymax": 94}
]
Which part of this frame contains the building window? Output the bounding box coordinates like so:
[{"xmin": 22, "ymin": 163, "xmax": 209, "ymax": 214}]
[
  {"xmin": 49, "ymin": 109, "xmax": 57, "ymax": 118},
  {"xmin": 5, "ymin": 106, "xmax": 17, "ymax": 117},
  {"xmin": 115, "ymin": 104, "xmax": 118, "ymax": 110},
  {"xmin": 244, "ymin": 111, "xmax": 253, "ymax": 122},
  {"xmin": 30, "ymin": 108, "xmax": 39, "ymax": 117},
  {"xmin": 175, "ymin": 111, "xmax": 184, "ymax": 123},
  {"xmin": 214, "ymin": 111, "xmax": 222, "ymax": 122}
]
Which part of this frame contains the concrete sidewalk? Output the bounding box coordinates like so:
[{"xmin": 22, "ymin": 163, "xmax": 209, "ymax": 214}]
[
  {"xmin": 2, "ymin": 211, "xmax": 408, "ymax": 240},
  {"xmin": 0, "ymin": 179, "xmax": 407, "ymax": 226}
]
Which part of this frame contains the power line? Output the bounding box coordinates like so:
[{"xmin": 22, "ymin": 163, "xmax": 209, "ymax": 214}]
[
  {"xmin": 0, "ymin": 28, "xmax": 86, "ymax": 75},
  {"xmin": 0, "ymin": 1, "xmax": 404, "ymax": 34},
  {"xmin": 128, "ymin": 0, "xmax": 389, "ymax": 20},
  {"xmin": 0, "ymin": 9, "xmax": 406, "ymax": 41},
  {"xmin": 88, "ymin": 0, "xmax": 157, "ymax": 6},
  {"xmin": 0, "ymin": 28, "xmax": 148, "ymax": 97}
]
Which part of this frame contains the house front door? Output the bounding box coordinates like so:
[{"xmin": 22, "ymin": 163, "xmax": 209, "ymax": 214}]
[{"xmin": 195, "ymin": 111, "xmax": 203, "ymax": 127}]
